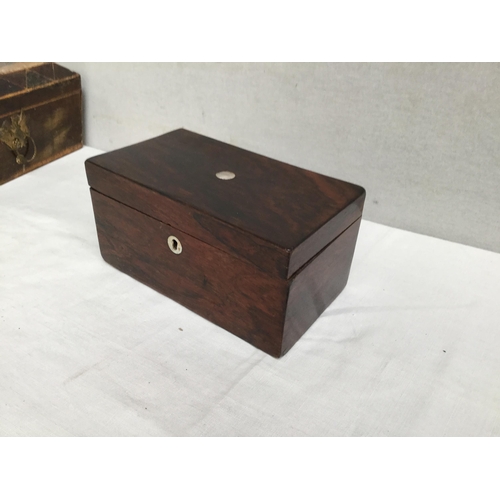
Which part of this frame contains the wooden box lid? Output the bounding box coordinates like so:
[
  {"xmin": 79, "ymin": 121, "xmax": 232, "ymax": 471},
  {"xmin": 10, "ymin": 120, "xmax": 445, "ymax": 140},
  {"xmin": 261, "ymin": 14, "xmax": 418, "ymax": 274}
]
[{"xmin": 86, "ymin": 129, "xmax": 365, "ymax": 280}]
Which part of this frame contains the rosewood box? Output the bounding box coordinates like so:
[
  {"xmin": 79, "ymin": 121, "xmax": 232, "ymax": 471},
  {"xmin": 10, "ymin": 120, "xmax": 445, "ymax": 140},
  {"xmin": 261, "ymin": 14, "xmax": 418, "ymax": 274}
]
[
  {"xmin": 0, "ymin": 62, "xmax": 82, "ymax": 185},
  {"xmin": 85, "ymin": 129, "xmax": 365, "ymax": 357}
]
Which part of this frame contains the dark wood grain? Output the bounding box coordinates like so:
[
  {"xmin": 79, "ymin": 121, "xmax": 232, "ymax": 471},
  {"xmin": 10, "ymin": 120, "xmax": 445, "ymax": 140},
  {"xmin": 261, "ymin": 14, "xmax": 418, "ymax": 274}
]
[
  {"xmin": 86, "ymin": 162, "xmax": 290, "ymax": 278},
  {"xmin": 89, "ymin": 189, "xmax": 362, "ymax": 358},
  {"xmin": 282, "ymin": 218, "xmax": 362, "ymax": 356},
  {"xmin": 87, "ymin": 128, "xmax": 366, "ymax": 357},
  {"xmin": 91, "ymin": 189, "xmax": 289, "ymax": 357},
  {"xmin": 86, "ymin": 129, "xmax": 365, "ymax": 278},
  {"xmin": 288, "ymin": 193, "xmax": 364, "ymax": 277},
  {"xmin": 0, "ymin": 63, "xmax": 82, "ymax": 186}
]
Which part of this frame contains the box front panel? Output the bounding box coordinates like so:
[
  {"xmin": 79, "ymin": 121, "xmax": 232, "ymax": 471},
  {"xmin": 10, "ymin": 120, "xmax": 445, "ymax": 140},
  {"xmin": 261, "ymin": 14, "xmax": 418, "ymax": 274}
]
[{"xmin": 90, "ymin": 189, "xmax": 288, "ymax": 357}]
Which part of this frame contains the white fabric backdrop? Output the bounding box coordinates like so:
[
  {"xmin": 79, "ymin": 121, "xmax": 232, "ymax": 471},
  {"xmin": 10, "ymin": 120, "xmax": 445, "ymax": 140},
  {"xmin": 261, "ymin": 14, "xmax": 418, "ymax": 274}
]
[{"xmin": 1, "ymin": 148, "xmax": 499, "ymax": 436}]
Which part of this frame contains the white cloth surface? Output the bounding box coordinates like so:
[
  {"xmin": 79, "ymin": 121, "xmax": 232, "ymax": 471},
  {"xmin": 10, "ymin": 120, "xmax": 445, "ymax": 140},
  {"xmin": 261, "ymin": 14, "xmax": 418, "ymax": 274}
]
[{"xmin": 1, "ymin": 147, "xmax": 499, "ymax": 436}]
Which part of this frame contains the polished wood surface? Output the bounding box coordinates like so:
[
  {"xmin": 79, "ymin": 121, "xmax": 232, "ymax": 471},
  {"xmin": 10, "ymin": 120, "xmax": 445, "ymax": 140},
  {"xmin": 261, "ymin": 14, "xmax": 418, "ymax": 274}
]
[
  {"xmin": 86, "ymin": 129, "xmax": 365, "ymax": 278},
  {"xmin": 282, "ymin": 218, "xmax": 362, "ymax": 356},
  {"xmin": 86, "ymin": 162, "xmax": 289, "ymax": 278},
  {"xmin": 90, "ymin": 189, "xmax": 362, "ymax": 357},
  {"xmin": 91, "ymin": 189, "xmax": 288, "ymax": 357},
  {"xmin": 86, "ymin": 129, "xmax": 365, "ymax": 356}
]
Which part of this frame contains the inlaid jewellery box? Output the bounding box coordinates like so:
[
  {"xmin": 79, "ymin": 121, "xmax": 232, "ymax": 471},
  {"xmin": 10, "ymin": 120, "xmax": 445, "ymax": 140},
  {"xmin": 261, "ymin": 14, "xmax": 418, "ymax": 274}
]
[{"xmin": 85, "ymin": 129, "xmax": 366, "ymax": 357}]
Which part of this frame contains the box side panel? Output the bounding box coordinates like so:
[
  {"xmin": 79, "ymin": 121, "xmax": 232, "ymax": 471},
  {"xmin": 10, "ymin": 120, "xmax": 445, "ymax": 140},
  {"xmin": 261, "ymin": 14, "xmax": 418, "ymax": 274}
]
[
  {"xmin": 288, "ymin": 189, "xmax": 365, "ymax": 278},
  {"xmin": 282, "ymin": 218, "xmax": 362, "ymax": 356},
  {"xmin": 86, "ymin": 162, "xmax": 290, "ymax": 279},
  {"xmin": 0, "ymin": 90, "xmax": 82, "ymax": 185},
  {"xmin": 90, "ymin": 189, "xmax": 288, "ymax": 357}
]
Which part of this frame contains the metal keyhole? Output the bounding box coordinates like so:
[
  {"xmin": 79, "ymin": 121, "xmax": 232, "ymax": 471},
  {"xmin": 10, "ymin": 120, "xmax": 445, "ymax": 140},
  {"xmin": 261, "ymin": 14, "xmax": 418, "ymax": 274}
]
[{"xmin": 168, "ymin": 235, "xmax": 182, "ymax": 254}]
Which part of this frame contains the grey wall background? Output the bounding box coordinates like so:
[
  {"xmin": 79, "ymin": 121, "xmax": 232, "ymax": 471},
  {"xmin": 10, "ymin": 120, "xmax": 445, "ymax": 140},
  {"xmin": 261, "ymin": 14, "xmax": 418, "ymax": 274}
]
[{"xmin": 61, "ymin": 62, "xmax": 500, "ymax": 253}]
